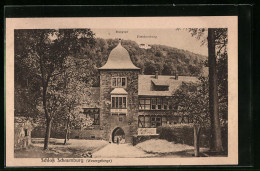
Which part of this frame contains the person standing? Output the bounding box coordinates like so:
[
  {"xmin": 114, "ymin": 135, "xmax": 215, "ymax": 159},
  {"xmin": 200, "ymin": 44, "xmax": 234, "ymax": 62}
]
[{"xmin": 116, "ymin": 137, "xmax": 119, "ymax": 145}]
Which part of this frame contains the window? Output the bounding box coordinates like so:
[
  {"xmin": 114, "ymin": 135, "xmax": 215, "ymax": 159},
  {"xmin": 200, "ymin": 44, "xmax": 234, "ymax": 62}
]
[
  {"xmin": 151, "ymin": 98, "xmax": 156, "ymax": 109},
  {"xmin": 163, "ymin": 99, "xmax": 168, "ymax": 110},
  {"xmin": 122, "ymin": 78, "xmax": 126, "ymax": 87},
  {"xmin": 24, "ymin": 129, "xmax": 28, "ymax": 136},
  {"xmin": 162, "ymin": 116, "xmax": 167, "ymax": 126},
  {"xmin": 138, "ymin": 115, "xmax": 167, "ymax": 128},
  {"xmin": 145, "ymin": 98, "xmax": 151, "ymax": 110},
  {"xmin": 138, "ymin": 116, "xmax": 145, "ymax": 128},
  {"xmin": 111, "ymin": 77, "xmax": 127, "ymax": 87},
  {"xmin": 83, "ymin": 108, "xmax": 100, "ymax": 125},
  {"xmin": 145, "ymin": 116, "xmax": 151, "ymax": 127},
  {"xmin": 157, "ymin": 98, "xmax": 162, "ymax": 110},
  {"xmin": 112, "ymin": 78, "xmax": 117, "ymax": 87},
  {"xmin": 111, "ymin": 96, "xmax": 127, "ymax": 109},
  {"xmin": 139, "ymin": 97, "xmax": 170, "ymax": 110},
  {"xmin": 123, "ymin": 97, "xmax": 126, "ymax": 108},
  {"xmin": 117, "ymin": 78, "xmax": 121, "ymax": 87},
  {"xmin": 139, "ymin": 98, "xmax": 151, "ymax": 110},
  {"xmin": 151, "ymin": 116, "xmax": 161, "ymax": 127},
  {"xmin": 119, "ymin": 97, "xmax": 122, "ymax": 108},
  {"xmin": 115, "ymin": 97, "xmax": 119, "ymax": 108},
  {"xmin": 93, "ymin": 113, "xmax": 100, "ymax": 125},
  {"xmin": 154, "ymin": 85, "xmax": 169, "ymax": 91}
]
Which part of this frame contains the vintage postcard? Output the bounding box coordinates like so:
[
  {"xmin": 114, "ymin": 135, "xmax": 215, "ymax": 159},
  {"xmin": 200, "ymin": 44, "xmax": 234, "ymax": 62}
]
[{"xmin": 5, "ymin": 17, "xmax": 238, "ymax": 167}]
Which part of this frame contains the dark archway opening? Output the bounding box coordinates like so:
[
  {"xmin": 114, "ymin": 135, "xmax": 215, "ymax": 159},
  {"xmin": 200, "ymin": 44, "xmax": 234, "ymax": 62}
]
[{"xmin": 112, "ymin": 127, "xmax": 125, "ymax": 144}]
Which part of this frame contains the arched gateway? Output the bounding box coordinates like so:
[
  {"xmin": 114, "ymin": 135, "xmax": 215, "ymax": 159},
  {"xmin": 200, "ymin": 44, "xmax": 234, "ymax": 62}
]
[{"xmin": 112, "ymin": 127, "xmax": 125, "ymax": 144}]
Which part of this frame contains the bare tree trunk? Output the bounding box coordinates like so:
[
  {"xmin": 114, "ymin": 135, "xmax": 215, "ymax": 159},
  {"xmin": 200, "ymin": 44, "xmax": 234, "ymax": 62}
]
[
  {"xmin": 194, "ymin": 124, "xmax": 201, "ymax": 157},
  {"xmin": 42, "ymin": 83, "xmax": 53, "ymax": 150},
  {"xmin": 44, "ymin": 118, "xmax": 52, "ymax": 150},
  {"xmin": 208, "ymin": 28, "xmax": 223, "ymax": 152},
  {"xmin": 64, "ymin": 129, "xmax": 68, "ymax": 145},
  {"xmin": 64, "ymin": 117, "xmax": 70, "ymax": 145}
]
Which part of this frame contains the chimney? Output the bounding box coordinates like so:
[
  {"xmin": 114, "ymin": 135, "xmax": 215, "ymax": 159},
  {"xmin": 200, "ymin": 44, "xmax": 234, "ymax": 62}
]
[
  {"xmin": 173, "ymin": 70, "xmax": 178, "ymax": 80},
  {"xmin": 175, "ymin": 72, "xmax": 178, "ymax": 80},
  {"xmin": 155, "ymin": 71, "xmax": 159, "ymax": 79}
]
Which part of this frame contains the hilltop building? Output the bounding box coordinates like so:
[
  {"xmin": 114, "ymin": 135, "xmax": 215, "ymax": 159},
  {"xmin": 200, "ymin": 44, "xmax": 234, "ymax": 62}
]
[
  {"xmin": 139, "ymin": 43, "xmax": 151, "ymax": 49},
  {"xmin": 70, "ymin": 40, "xmax": 199, "ymax": 144}
]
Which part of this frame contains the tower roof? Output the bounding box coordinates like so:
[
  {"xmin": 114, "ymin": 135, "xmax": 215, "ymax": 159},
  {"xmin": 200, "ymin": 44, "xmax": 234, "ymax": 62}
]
[{"xmin": 98, "ymin": 40, "xmax": 140, "ymax": 70}]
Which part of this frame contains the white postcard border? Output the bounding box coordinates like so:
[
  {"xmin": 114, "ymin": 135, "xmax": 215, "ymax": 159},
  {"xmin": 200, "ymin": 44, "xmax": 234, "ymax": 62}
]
[{"xmin": 5, "ymin": 16, "xmax": 238, "ymax": 167}]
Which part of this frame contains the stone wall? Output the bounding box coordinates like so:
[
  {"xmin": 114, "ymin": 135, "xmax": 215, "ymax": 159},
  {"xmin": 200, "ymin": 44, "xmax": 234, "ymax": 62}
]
[
  {"xmin": 70, "ymin": 129, "xmax": 105, "ymax": 140},
  {"xmin": 32, "ymin": 125, "xmax": 105, "ymax": 140},
  {"xmin": 14, "ymin": 118, "xmax": 32, "ymax": 149},
  {"xmin": 100, "ymin": 70, "xmax": 140, "ymax": 144}
]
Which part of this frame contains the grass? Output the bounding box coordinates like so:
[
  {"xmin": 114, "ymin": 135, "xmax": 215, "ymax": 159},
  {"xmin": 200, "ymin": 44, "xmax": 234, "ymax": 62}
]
[
  {"xmin": 14, "ymin": 138, "xmax": 108, "ymax": 158},
  {"xmin": 136, "ymin": 139, "xmax": 193, "ymax": 153},
  {"xmin": 136, "ymin": 139, "xmax": 209, "ymax": 157}
]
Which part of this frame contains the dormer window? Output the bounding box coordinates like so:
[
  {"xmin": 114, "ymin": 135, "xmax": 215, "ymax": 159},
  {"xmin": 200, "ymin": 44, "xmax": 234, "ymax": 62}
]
[
  {"xmin": 112, "ymin": 77, "xmax": 127, "ymax": 88},
  {"xmin": 154, "ymin": 85, "xmax": 169, "ymax": 91},
  {"xmin": 151, "ymin": 80, "xmax": 169, "ymax": 91}
]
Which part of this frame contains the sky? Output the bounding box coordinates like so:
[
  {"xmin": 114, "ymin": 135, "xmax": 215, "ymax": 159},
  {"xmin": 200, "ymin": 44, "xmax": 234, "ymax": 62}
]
[{"xmin": 92, "ymin": 28, "xmax": 208, "ymax": 56}]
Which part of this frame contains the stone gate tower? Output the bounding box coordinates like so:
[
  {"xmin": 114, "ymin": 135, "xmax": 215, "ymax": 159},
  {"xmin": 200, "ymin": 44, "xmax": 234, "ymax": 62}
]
[{"xmin": 98, "ymin": 39, "xmax": 140, "ymax": 144}]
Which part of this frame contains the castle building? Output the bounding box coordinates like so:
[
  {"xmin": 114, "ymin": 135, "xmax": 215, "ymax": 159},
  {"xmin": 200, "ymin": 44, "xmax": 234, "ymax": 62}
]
[{"xmin": 70, "ymin": 40, "xmax": 199, "ymax": 144}]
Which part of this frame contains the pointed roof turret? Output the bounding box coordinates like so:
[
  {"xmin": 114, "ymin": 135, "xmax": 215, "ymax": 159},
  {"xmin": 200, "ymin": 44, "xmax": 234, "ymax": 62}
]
[{"xmin": 98, "ymin": 39, "xmax": 140, "ymax": 70}]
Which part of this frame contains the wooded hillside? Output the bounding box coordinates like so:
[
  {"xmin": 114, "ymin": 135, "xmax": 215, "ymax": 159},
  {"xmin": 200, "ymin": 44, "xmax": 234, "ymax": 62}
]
[{"xmin": 87, "ymin": 38, "xmax": 207, "ymax": 86}]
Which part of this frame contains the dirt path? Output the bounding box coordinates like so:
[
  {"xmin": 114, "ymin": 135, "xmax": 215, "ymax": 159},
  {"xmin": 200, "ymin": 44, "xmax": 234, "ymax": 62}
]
[{"xmin": 92, "ymin": 143, "xmax": 155, "ymax": 158}]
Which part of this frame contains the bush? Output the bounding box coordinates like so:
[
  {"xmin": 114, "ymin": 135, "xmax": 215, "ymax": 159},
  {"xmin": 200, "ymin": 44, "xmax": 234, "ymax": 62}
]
[
  {"xmin": 157, "ymin": 124, "xmax": 228, "ymax": 151},
  {"xmin": 133, "ymin": 135, "xmax": 159, "ymax": 146},
  {"xmin": 157, "ymin": 124, "xmax": 210, "ymax": 148}
]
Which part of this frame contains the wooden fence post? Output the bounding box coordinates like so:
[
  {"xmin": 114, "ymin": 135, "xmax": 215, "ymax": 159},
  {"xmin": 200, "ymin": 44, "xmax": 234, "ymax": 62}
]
[{"xmin": 194, "ymin": 124, "xmax": 201, "ymax": 157}]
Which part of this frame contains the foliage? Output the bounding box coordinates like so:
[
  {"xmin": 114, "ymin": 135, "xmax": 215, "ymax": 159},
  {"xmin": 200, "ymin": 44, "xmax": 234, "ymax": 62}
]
[
  {"xmin": 177, "ymin": 28, "xmax": 228, "ymax": 152},
  {"xmin": 15, "ymin": 29, "xmax": 96, "ymax": 117},
  {"xmin": 157, "ymin": 124, "xmax": 227, "ymax": 152},
  {"xmin": 158, "ymin": 125, "xmax": 210, "ymax": 147},
  {"xmin": 81, "ymin": 38, "xmax": 206, "ymax": 85},
  {"xmin": 49, "ymin": 56, "xmax": 96, "ymax": 140},
  {"xmin": 177, "ymin": 28, "xmax": 228, "ymax": 125},
  {"xmin": 14, "ymin": 29, "xmax": 96, "ymax": 149},
  {"xmin": 172, "ymin": 76, "xmax": 211, "ymax": 127}
]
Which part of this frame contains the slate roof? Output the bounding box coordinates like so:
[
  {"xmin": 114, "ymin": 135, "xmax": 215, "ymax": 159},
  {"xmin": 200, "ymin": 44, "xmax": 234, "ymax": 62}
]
[
  {"xmin": 138, "ymin": 75, "xmax": 199, "ymax": 96},
  {"xmin": 98, "ymin": 41, "xmax": 140, "ymax": 70}
]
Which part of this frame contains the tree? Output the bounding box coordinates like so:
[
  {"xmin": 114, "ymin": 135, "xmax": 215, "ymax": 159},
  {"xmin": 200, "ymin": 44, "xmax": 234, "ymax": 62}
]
[
  {"xmin": 15, "ymin": 29, "xmax": 95, "ymax": 149},
  {"xmin": 208, "ymin": 28, "xmax": 223, "ymax": 152},
  {"xmin": 186, "ymin": 28, "xmax": 228, "ymax": 153},
  {"xmin": 144, "ymin": 61, "xmax": 157, "ymax": 75},
  {"xmin": 54, "ymin": 56, "xmax": 96, "ymax": 145},
  {"xmin": 172, "ymin": 77, "xmax": 210, "ymax": 156},
  {"xmin": 162, "ymin": 64, "xmax": 172, "ymax": 75}
]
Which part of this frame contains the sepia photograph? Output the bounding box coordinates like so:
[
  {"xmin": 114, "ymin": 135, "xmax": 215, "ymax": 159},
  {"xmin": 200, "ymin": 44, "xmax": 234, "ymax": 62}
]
[{"xmin": 5, "ymin": 17, "xmax": 238, "ymax": 166}]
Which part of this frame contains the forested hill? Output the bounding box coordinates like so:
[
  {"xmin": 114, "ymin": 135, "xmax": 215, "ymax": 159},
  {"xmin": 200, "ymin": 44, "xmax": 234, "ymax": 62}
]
[{"xmin": 92, "ymin": 38, "xmax": 207, "ymax": 78}]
